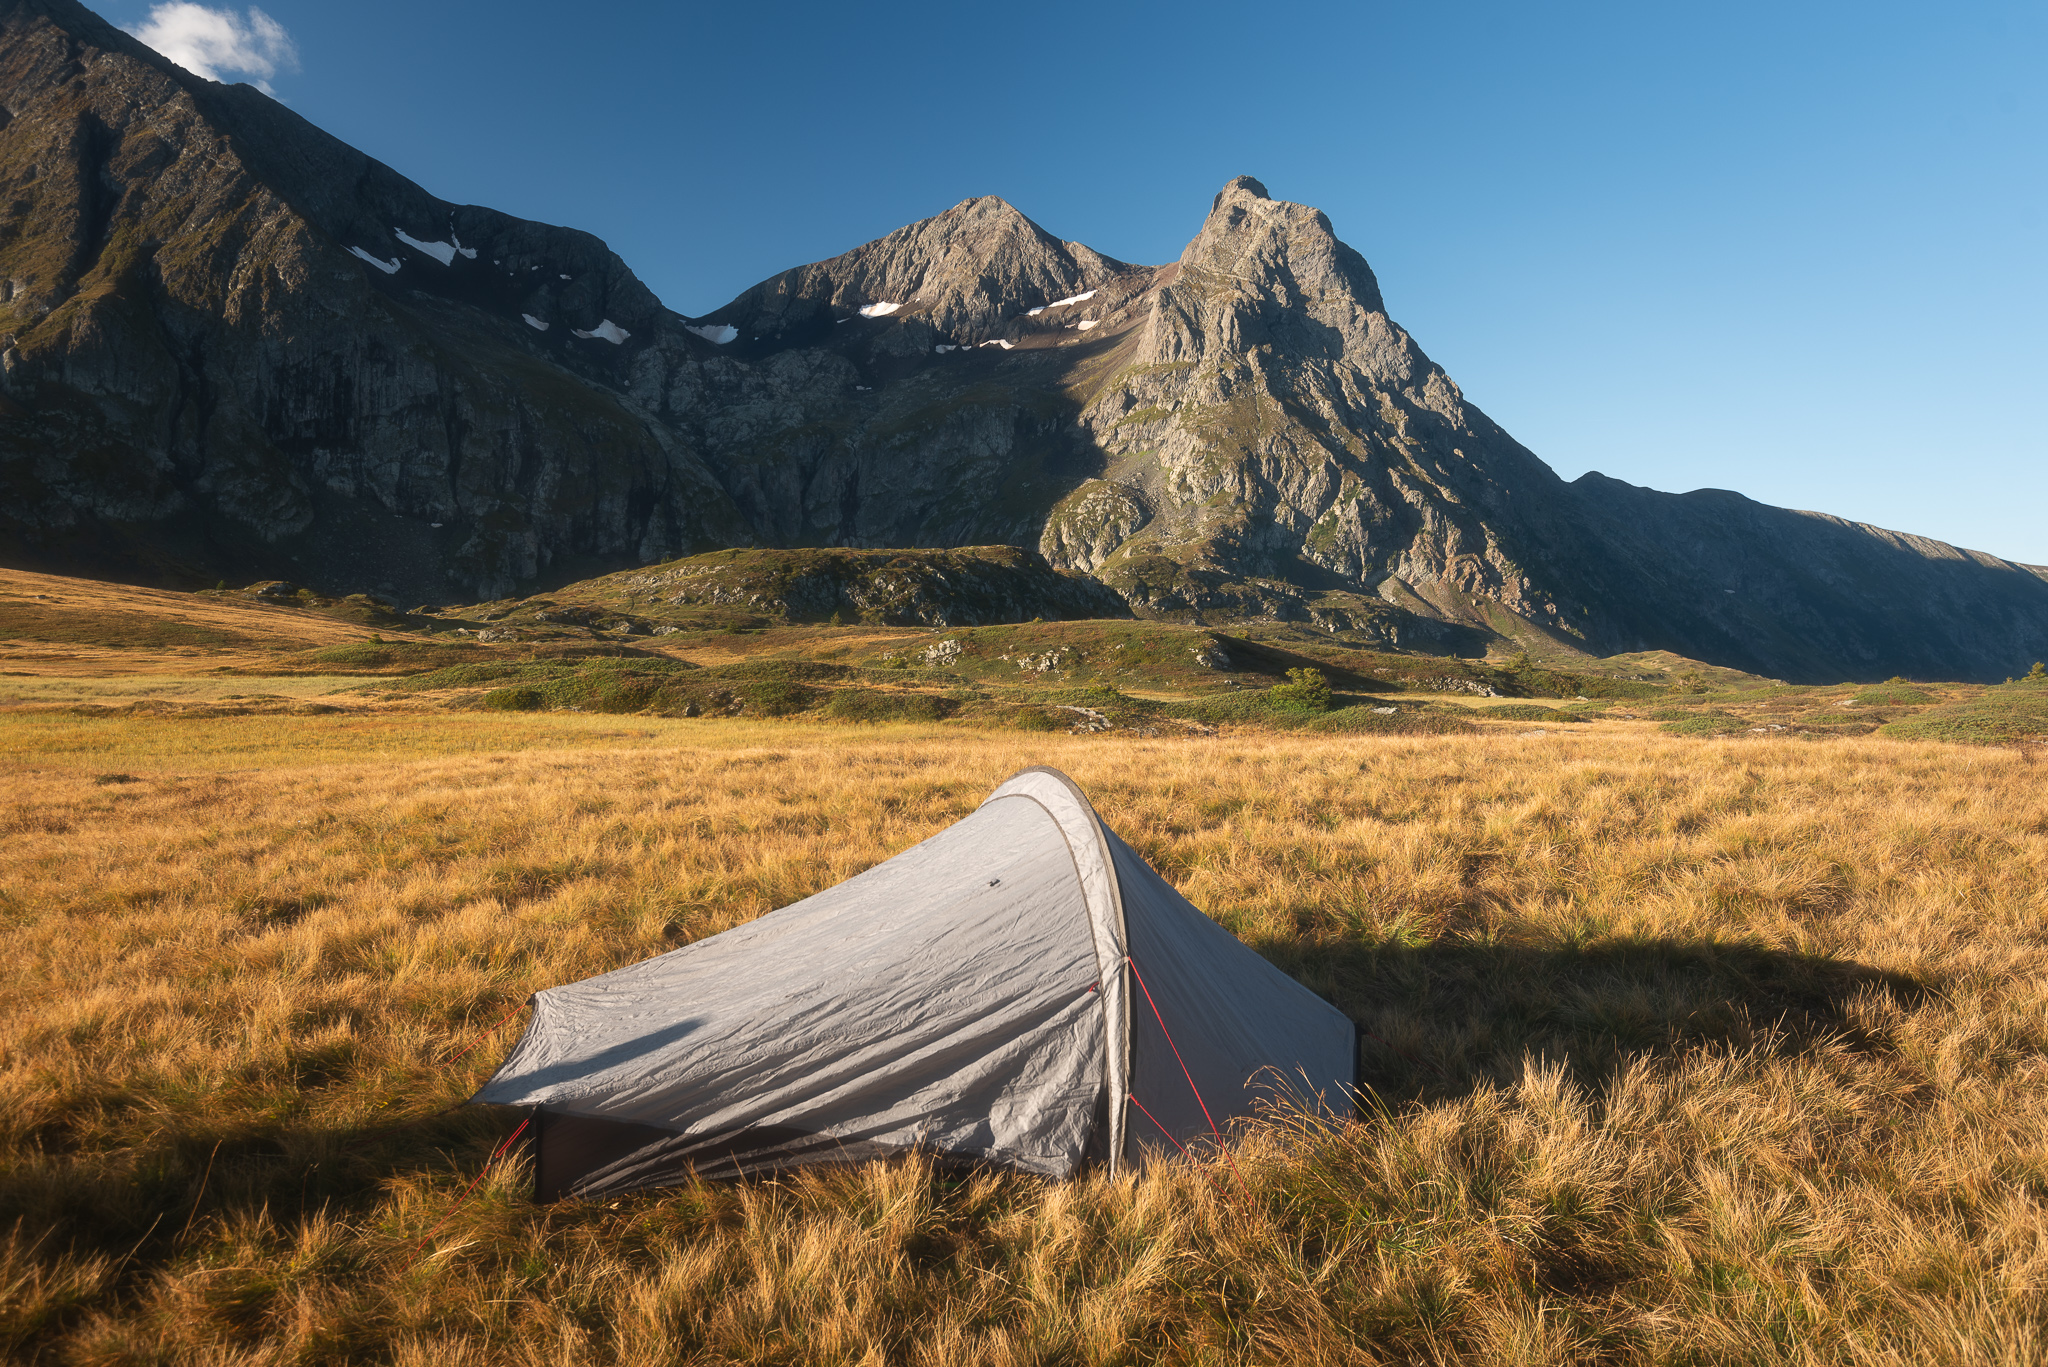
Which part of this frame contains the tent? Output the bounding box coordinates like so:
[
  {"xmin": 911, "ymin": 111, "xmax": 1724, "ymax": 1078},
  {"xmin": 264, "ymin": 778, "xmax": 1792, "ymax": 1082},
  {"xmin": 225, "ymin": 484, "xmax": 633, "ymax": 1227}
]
[{"xmin": 474, "ymin": 767, "xmax": 1356, "ymax": 1199}]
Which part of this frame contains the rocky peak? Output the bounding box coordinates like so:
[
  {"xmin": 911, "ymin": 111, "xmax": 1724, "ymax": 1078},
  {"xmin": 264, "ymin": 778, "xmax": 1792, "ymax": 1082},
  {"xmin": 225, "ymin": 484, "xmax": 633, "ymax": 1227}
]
[
  {"xmin": 1049, "ymin": 177, "xmax": 1556, "ymax": 627},
  {"xmin": 1138, "ymin": 174, "xmax": 1403, "ymax": 377},
  {"xmin": 709, "ymin": 194, "xmax": 1136, "ymax": 344}
]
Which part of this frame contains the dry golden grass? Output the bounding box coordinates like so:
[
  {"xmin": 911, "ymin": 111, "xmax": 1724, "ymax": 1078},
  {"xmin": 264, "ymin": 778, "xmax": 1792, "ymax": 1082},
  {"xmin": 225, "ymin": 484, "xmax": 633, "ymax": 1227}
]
[
  {"xmin": 2, "ymin": 718, "xmax": 2045, "ymax": 1364},
  {"xmin": 0, "ymin": 568, "xmax": 377, "ymax": 660}
]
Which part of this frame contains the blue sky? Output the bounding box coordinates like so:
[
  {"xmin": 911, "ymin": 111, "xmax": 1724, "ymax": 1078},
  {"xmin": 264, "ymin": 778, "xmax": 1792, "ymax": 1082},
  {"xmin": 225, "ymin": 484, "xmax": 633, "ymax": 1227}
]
[{"xmin": 99, "ymin": 0, "xmax": 2047, "ymax": 563}]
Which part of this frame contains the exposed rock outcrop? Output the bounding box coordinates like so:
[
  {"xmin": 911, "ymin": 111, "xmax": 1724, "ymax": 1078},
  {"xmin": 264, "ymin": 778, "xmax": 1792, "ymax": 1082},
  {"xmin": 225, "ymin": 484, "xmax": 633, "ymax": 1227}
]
[
  {"xmin": 611, "ymin": 546, "xmax": 1129, "ymax": 628},
  {"xmin": 703, "ymin": 195, "xmax": 1141, "ymax": 347}
]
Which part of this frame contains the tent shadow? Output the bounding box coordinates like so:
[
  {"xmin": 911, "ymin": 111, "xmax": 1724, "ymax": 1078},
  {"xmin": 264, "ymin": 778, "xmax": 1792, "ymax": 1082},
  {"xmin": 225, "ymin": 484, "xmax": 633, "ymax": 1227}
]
[
  {"xmin": 1268, "ymin": 935, "xmax": 1928, "ymax": 1105},
  {"xmin": 8, "ymin": 935, "xmax": 1926, "ymax": 1295}
]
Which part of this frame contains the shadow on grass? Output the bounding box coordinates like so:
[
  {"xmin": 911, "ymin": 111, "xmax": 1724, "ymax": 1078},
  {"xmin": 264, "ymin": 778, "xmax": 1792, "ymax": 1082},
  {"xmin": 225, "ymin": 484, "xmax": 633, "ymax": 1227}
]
[
  {"xmin": 2, "ymin": 936, "xmax": 1924, "ymax": 1328},
  {"xmin": 0, "ymin": 1100, "xmax": 512, "ymax": 1288},
  {"xmin": 1271, "ymin": 935, "xmax": 1928, "ymax": 1104}
]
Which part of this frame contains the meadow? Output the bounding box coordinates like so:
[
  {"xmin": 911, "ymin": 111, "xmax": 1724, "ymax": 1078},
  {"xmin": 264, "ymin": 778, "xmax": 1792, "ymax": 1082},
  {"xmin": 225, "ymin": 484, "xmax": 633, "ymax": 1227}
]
[{"xmin": 4, "ymin": 710, "xmax": 2045, "ymax": 1365}]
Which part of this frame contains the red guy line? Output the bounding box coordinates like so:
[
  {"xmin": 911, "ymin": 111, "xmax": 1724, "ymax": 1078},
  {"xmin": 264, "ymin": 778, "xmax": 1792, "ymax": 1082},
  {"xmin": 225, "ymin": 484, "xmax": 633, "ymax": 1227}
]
[
  {"xmin": 1126, "ymin": 955, "xmax": 1252, "ymax": 1201},
  {"xmin": 445, "ymin": 998, "xmax": 530, "ymax": 1068},
  {"xmin": 411, "ymin": 1116, "xmax": 531, "ymax": 1259}
]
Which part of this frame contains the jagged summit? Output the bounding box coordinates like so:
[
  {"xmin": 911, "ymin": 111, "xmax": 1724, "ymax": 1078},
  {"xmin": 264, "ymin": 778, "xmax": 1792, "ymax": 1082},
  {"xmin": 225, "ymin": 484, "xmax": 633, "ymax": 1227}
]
[
  {"xmin": 706, "ymin": 194, "xmax": 1141, "ymax": 345},
  {"xmin": 2, "ymin": 1, "xmax": 2044, "ymax": 681},
  {"xmin": 1091, "ymin": 171, "xmax": 1408, "ymax": 400}
]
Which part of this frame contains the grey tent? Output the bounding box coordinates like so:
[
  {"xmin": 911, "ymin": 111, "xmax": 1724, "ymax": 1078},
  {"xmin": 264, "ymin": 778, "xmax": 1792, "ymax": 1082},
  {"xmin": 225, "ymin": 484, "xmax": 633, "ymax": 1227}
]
[{"xmin": 475, "ymin": 767, "xmax": 1355, "ymax": 1198}]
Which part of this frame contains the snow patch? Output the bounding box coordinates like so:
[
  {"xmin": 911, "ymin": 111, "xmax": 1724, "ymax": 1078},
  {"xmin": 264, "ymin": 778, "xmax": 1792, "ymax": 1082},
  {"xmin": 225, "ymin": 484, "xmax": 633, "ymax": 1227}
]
[
  {"xmin": 686, "ymin": 323, "xmax": 738, "ymax": 345},
  {"xmin": 559, "ymin": 273, "xmax": 572, "ymax": 280},
  {"xmin": 978, "ymin": 339, "xmax": 1015, "ymax": 350},
  {"xmin": 934, "ymin": 345, "xmax": 958, "ymax": 354},
  {"xmin": 1026, "ymin": 306, "xmax": 1046, "ymax": 316},
  {"xmin": 522, "ymin": 314, "xmax": 548, "ymax": 331},
  {"xmin": 1075, "ymin": 319, "xmax": 1099, "ymax": 331},
  {"xmin": 1047, "ymin": 289, "xmax": 1096, "ymax": 309},
  {"xmin": 393, "ymin": 227, "xmax": 457, "ymax": 266},
  {"xmin": 571, "ymin": 319, "xmax": 631, "ymax": 344},
  {"xmin": 348, "ymin": 246, "xmax": 400, "ymax": 274},
  {"xmin": 857, "ymin": 301, "xmax": 902, "ymax": 317}
]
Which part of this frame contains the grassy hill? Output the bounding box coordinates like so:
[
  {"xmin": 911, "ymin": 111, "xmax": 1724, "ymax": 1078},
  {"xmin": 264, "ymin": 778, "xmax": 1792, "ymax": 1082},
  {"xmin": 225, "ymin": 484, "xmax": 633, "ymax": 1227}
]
[
  {"xmin": 3, "ymin": 564, "xmax": 2046, "ymax": 1362},
  {"xmin": 8, "ymin": 563, "xmax": 2046, "ymax": 747}
]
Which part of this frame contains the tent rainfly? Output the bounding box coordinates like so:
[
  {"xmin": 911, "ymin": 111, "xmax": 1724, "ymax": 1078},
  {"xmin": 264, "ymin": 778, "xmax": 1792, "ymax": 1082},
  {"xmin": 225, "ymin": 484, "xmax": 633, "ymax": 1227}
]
[{"xmin": 474, "ymin": 767, "xmax": 1356, "ymax": 1199}]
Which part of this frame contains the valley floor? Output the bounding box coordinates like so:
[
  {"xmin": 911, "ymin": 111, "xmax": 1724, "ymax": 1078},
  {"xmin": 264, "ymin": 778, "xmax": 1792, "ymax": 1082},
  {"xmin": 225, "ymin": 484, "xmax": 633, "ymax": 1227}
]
[{"xmin": 3, "ymin": 708, "xmax": 2045, "ymax": 1364}]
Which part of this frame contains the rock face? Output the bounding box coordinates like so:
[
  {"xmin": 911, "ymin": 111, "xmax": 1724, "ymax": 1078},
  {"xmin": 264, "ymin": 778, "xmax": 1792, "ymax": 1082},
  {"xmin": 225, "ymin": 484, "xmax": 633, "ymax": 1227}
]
[
  {"xmin": 0, "ymin": 0, "xmax": 746, "ymax": 600},
  {"xmin": 4, "ymin": 0, "xmax": 2046, "ymax": 681},
  {"xmin": 706, "ymin": 196, "xmax": 1140, "ymax": 347},
  {"xmin": 610, "ymin": 546, "xmax": 1131, "ymax": 629},
  {"xmin": 1058, "ymin": 175, "xmax": 1572, "ymax": 628}
]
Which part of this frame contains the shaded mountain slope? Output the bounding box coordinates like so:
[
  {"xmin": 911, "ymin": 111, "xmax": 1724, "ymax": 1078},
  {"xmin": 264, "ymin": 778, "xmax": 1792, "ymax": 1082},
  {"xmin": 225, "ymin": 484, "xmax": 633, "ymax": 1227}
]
[
  {"xmin": 0, "ymin": 0, "xmax": 747, "ymax": 598},
  {"xmin": 2, "ymin": 0, "xmax": 2044, "ymax": 680},
  {"xmin": 1562, "ymin": 477, "xmax": 2048, "ymax": 682}
]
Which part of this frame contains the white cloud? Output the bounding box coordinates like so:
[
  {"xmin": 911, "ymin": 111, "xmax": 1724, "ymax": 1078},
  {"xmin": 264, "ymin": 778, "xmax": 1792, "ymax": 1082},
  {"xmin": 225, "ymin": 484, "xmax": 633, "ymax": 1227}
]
[{"xmin": 126, "ymin": 4, "xmax": 300, "ymax": 95}]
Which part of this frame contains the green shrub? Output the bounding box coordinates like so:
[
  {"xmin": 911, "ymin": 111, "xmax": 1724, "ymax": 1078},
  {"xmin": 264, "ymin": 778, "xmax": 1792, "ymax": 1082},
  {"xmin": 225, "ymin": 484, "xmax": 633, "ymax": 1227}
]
[
  {"xmin": 1660, "ymin": 714, "xmax": 1749, "ymax": 737},
  {"xmin": 1853, "ymin": 677, "xmax": 1934, "ymax": 706},
  {"xmin": 481, "ymin": 687, "xmax": 545, "ymax": 712},
  {"xmin": 712, "ymin": 661, "xmax": 853, "ymax": 685},
  {"xmin": 1303, "ymin": 707, "xmax": 1477, "ymax": 736},
  {"xmin": 1483, "ymin": 703, "xmax": 1585, "ymax": 722},
  {"xmin": 392, "ymin": 662, "xmax": 562, "ymax": 692},
  {"xmin": 1881, "ymin": 681, "xmax": 2048, "ymax": 745},
  {"xmin": 1268, "ymin": 667, "xmax": 1331, "ymax": 711},
  {"xmin": 1527, "ymin": 671, "xmax": 1662, "ymax": 700},
  {"xmin": 824, "ymin": 690, "xmax": 954, "ymax": 723},
  {"xmin": 735, "ymin": 681, "xmax": 818, "ymax": 717}
]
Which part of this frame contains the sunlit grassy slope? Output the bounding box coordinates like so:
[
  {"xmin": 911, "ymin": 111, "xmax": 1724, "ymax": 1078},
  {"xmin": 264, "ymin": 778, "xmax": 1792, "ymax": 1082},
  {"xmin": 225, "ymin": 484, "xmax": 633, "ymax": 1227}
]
[{"xmin": 3, "ymin": 711, "xmax": 2045, "ymax": 1364}]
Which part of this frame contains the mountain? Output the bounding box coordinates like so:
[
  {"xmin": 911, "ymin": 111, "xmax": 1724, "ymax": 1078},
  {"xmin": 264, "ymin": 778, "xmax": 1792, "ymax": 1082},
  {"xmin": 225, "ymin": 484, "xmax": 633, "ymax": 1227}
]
[{"xmin": 3, "ymin": 0, "xmax": 2045, "ymax": 682}]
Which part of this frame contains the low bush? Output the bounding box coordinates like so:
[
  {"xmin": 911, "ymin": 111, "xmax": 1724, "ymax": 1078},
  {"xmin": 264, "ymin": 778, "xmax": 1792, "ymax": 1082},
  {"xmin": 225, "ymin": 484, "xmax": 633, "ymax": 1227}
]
[
  {"xmin": 1482, "ymin": 703, "xmax": 1586, "ymax": 723},
  {"xmin": 481, "ymin": 686, "xmax": 546, "ymax": 712},
  {"xmin": 823, "ymin": 690, "xmax": 955, "ymax": 723},
  {"xmin": 1174, "ymin": 689, "xmax": 1322, "ymax": 726},
  {"xmin": 1881, "ymin": 680, "xmax": 2048, "ymax": 745},
  {"xmin": 1853, "ymin": 678, "xmax": 1935, "ymax": 706},
  {"xmin": 1303, "ymin": 706, "xmax": 1477, "ymax": 736},
  {"xmin": 284, "ymin": 640, "xmax": 492, "ymax": 673},
  {"xmin": 714, "ymin": 660, "xmax": 854, "ymax": 685},
  {"xmin": 730, "ymin": 680, "xmax": 819, "ymax": 717},
  {"xmin": 1660, "ymin": 713, "xmax": 1750, "ymax": 737},
  {"xmin": 1268, "ymin": 666, "xmax": 1332, "ymax": 711}
]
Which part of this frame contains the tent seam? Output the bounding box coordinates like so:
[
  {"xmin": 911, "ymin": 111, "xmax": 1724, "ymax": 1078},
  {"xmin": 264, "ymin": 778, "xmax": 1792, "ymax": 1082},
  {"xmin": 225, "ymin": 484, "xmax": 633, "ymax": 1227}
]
[
  {"xmin": 994, "ymin": 768, "xmax": 1133, "ymax": 1172},
  {"xmin": 982, "ymin": 789, "xmax": 1123, "ymax": 1171}
]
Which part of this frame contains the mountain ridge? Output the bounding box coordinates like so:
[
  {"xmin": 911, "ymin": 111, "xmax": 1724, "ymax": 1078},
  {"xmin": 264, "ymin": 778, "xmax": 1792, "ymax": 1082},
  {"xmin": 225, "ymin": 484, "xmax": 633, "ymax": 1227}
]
[{"xmin": 3, "ymin": 0, "xmax": 2045, "ymax": 682}]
